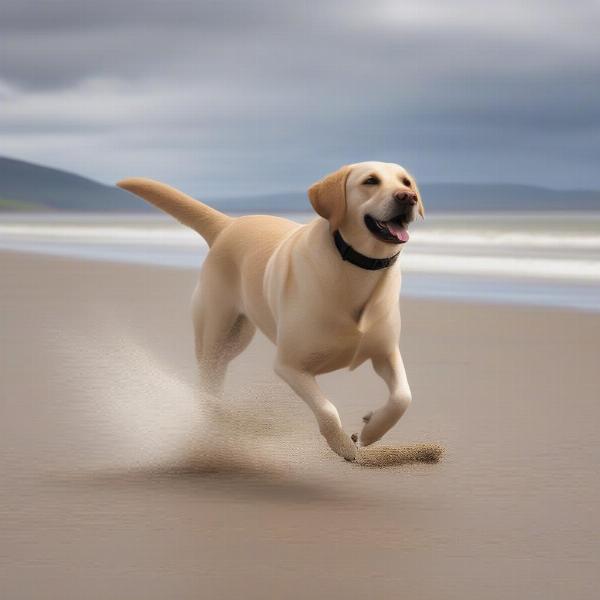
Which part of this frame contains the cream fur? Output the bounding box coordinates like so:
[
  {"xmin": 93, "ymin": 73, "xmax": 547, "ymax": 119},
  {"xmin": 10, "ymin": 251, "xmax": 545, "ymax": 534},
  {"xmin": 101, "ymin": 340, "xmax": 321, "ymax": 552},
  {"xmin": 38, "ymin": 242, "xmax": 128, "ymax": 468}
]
[{"xmin": 118, "ymin": 161, "xmax": 424, "ymax": 461}]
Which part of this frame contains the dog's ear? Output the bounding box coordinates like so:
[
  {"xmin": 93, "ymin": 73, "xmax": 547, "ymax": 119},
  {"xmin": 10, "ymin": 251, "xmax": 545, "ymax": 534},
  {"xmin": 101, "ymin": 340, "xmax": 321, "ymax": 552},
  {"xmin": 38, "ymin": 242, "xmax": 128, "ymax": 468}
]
[
  {"xmin": 307, "ymin": 165, "xmax": 351, "ymax": 231},
  {"xmin": 414, "ymin": 181, "xmax": 425, "ymax": 218}
]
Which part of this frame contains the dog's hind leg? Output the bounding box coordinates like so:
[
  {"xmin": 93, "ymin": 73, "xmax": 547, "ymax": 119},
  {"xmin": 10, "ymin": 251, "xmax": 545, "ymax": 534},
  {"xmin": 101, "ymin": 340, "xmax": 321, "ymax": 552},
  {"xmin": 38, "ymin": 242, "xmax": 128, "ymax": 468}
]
[{"xmin": 192, "ymin": 287, "xmax": 255, "ymax": 397}]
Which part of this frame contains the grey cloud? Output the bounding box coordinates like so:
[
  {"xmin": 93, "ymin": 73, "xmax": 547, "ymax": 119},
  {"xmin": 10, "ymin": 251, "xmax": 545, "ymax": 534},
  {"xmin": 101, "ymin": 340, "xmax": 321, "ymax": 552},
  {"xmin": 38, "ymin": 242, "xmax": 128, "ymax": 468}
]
[
  {"xmin": 0, "ymin": 0, "xmax": 599, "ymax": 191},
  {"xmin": 0, "ymin": 0, "xmax": 293, "ymax": 31}
]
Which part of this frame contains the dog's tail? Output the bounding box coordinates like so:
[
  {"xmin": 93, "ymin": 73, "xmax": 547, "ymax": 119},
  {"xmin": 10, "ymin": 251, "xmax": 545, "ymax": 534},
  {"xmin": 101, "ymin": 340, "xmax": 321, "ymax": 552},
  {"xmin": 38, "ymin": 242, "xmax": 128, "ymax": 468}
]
[{"xmin": 117, "ymin": 178, "xmax": 232, "ymax": 247}]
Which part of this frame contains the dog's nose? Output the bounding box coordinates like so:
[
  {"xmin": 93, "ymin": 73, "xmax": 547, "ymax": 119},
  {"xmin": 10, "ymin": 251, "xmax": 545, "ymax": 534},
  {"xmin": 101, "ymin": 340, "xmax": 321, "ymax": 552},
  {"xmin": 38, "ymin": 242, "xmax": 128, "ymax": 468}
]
[{"xmin": 393, "ymin": 191, "xmax": 417, "ymax": 206}]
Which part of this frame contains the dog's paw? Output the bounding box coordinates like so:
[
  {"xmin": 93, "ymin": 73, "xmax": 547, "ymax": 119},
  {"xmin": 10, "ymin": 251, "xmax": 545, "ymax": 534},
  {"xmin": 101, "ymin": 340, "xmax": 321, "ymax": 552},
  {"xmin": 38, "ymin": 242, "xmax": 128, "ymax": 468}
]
[
  {"xmin": 320, "ymin": 423, "xmax": 358, "ymax": 461},
  {"xmin": 362, "ymin": 411, "xmax": 373, "ymax": 424},
  {"xmin": 341, "ymin": 439, "xmax": 358, "ymax": 462},
  {"xmin": 326, "ymin": 432, "xmax": 358, "ymax": 462}
]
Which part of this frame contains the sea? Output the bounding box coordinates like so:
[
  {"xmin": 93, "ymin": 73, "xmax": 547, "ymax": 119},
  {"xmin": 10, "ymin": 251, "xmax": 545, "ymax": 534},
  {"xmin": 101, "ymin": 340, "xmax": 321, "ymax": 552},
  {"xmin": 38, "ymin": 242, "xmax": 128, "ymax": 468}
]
[{"xmin": 1, "ymin": 211, "xmax": 599, "ymax": 312}]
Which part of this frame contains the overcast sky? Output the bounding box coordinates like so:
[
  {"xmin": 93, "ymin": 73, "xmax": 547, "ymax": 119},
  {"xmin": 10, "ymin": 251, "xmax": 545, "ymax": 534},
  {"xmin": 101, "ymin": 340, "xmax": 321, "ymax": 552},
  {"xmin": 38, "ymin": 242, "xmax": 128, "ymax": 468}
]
[{"xmin": 1, "ymin": 0, "xmax": 599, "ymax": 196}]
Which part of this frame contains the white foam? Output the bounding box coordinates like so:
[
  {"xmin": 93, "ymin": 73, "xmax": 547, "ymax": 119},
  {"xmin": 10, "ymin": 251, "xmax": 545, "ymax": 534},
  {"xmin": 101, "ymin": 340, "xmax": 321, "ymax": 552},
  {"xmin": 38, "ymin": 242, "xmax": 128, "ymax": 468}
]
[
  {"xmin": 2, "ymin": 219, "xmax": 599, "ymax": 251},
  {"xmin": 401, "ymin": 253, "xmax": 600, "ymax": 281},
  {"xmin": 0, "ymin": 223, "xmax": 203, "ymax": 245},
  {"xmin": 410, "ymin": 230, "xmax": 600, "ymax": 250}
]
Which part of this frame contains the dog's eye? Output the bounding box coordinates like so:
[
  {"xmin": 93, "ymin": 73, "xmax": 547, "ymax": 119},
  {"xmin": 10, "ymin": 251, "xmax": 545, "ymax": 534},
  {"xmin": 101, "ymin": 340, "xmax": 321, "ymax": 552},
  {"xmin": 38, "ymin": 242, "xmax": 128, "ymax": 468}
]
[
  {"xmin": 363, "ymin": 175, "xmax": 380, "ymax": 185},
  {"xmin": 402, "ymin": 177, "xmax": 412, "ymax": 188}
]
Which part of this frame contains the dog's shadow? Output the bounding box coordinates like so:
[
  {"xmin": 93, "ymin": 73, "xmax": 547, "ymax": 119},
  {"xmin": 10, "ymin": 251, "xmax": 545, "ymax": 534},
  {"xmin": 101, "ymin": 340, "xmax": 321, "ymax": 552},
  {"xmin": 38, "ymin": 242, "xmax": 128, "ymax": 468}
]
[
  {"xmin": 67, "ymin": 464, "xmax": 338, "ymax": 504},
  {"xmin": 55, "ymin": 441, "xmax": 445, "ymax": 507}
]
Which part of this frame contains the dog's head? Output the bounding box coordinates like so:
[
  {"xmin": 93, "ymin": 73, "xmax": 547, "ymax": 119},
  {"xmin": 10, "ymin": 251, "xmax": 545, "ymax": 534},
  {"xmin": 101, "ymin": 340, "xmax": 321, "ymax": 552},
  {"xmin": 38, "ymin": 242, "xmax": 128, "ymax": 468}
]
[{"xmin": 308, "ymin": 161, "xmax": 424, "ymax": 255}]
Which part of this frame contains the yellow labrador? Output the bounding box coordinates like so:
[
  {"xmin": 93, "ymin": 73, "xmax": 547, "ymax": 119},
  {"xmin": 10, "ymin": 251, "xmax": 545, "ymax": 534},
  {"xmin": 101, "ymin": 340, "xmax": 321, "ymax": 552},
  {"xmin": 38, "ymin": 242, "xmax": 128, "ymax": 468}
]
[{"xmin": 118, "ymin": 162, "xmax": 424, "ymax": 461}]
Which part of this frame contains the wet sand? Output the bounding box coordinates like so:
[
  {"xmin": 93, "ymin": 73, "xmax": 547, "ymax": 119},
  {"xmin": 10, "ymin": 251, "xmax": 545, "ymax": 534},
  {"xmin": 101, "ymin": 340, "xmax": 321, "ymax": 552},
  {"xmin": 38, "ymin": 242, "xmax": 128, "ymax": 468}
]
[{"xmin": 1, "ymin": 251, "xmax": 599, "ymax": 599}]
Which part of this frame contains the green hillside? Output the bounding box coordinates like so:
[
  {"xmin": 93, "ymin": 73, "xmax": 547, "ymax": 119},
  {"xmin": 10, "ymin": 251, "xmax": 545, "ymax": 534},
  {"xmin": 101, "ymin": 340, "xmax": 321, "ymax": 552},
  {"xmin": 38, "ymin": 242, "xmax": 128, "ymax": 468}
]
[{"xmin": 0, "ymin": 198, "xmax": 51, "ymax": 212}]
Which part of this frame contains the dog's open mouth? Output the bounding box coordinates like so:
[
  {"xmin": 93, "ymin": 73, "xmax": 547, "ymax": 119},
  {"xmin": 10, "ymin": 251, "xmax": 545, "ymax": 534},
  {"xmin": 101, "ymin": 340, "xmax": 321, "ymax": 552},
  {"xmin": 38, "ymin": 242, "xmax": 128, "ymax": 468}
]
[{"xmin": 364, "ymin": 214, "xmax": 410, "ymax": 244}]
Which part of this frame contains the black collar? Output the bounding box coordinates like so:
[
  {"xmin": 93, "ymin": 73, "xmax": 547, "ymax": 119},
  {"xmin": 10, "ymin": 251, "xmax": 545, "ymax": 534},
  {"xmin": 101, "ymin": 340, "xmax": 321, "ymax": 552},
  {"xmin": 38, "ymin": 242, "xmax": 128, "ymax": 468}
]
[{"xmin": 333, "ymin": 230, "xmax": 400, "ymax": 271}]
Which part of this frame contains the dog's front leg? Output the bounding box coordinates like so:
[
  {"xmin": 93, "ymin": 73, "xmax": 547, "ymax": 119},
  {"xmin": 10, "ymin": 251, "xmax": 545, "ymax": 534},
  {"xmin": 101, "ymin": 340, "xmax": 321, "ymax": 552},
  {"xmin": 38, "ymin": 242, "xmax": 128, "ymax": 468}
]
[
  {"xmin": 274, "ymin": 359, "xmax": 357, "ymax": 461},
  {"xmin": 360, "ymin": 350, "xmax": 412, "ymax": 446}
]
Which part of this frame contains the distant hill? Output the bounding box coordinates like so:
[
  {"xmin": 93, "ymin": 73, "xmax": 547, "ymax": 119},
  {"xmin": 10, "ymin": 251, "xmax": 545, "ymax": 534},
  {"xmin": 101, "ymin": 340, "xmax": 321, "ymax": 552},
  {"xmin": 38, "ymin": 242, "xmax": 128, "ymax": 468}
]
[
  {"xmin": 0, "ymin": 156, "xmax": 151, "ymax": 212},
  {"xmin": 215, "ymin": 184, "xmax": 600, "ymax": 213},
  {"xmin": 1, "ymin": 156, "xmax": 600, "ymax": 213}
]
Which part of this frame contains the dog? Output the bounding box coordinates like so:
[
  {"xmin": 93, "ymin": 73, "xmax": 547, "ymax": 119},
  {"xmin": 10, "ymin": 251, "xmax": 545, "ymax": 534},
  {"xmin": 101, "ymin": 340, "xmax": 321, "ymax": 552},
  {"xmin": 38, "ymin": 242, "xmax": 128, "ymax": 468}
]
[{"xmin": 118, "ymin": 161, "xmax": 424, "ymax": 461}]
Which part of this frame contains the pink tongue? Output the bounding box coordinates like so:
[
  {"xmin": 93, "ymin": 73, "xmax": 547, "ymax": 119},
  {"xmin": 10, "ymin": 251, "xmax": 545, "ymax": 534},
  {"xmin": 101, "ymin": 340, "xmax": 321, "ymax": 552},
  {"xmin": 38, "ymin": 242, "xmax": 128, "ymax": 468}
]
[{"xmin": 386, "ymin": 221, "xmax": 410, "ymax": 242}]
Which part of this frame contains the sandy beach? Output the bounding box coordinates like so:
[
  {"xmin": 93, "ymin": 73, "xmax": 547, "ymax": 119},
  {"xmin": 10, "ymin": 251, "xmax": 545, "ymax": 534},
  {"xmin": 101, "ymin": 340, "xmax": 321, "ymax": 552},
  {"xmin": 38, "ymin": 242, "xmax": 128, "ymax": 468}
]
[{"xmin": 1, "ymin": 250, "xmax": 599, "ymax": 599}]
